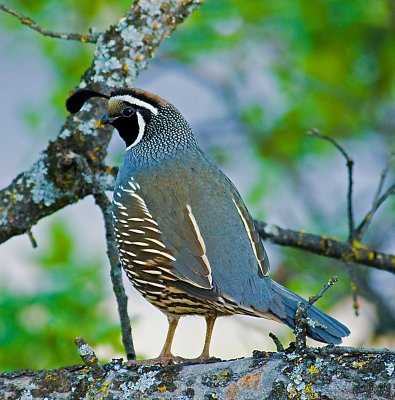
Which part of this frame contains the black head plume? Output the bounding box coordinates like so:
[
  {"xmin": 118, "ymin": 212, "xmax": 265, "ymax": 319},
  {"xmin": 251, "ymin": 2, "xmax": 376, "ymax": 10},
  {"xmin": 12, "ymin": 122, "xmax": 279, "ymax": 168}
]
[{"xmin": 66, "ymin": 89, "xmax": 110, "ymax": 114}]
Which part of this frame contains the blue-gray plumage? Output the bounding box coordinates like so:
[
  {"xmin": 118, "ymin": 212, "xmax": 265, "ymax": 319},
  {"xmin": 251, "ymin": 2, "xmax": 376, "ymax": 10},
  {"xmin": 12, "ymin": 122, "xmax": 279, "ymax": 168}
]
[{"xmin": 66, "ymin": 87, "xmax": 350, "ymax": 364}]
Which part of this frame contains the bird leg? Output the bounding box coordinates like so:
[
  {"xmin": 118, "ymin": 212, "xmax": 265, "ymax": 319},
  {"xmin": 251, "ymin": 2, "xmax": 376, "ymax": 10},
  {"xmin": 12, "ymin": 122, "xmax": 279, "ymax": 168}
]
[
  {"xmin": 200, "ymin": 315, "xmax": 216, "ymax": 361},
  {"xmin": 188, "ymin": 315, "xmax": 216, "ymax": 363},
  {"xmin": 126, "ymin": 315, "xmax": 217, "ymax": 366},
  {"xmin": 126, "ymin": 314, "xmax": 181, "ymax": 366},
  {"xmin": 157, "ymin": 314, "xmax": 180, "ymax": 364}
]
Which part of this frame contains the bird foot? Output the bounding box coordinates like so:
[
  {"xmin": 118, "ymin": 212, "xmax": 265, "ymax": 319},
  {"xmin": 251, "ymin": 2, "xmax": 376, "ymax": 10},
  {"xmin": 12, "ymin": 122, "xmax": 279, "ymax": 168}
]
[
  {"xmin": 125, "ymin": 354, "xmax": 219, "ymax": 367},
  {"xmin": 125, "ymin": 354, "xmax": 187, "ymax": 366}
]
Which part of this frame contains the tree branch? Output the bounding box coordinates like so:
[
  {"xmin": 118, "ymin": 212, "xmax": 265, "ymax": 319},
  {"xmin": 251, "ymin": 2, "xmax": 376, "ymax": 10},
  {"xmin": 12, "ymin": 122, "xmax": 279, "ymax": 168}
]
[
  {"xmin": 0, "ymin": 3, "xmax": 98, "ymax": 43},
  {"xmin": 0, "ymin": 0, "xmax": 202, "ymax": 245},
  {"xmin": 1, "ymin": 347, "xmax": 394, "ymax": 399},
  {"xmin": 255, "ymin": 221, "xmax": 395, "ymax": 274}
]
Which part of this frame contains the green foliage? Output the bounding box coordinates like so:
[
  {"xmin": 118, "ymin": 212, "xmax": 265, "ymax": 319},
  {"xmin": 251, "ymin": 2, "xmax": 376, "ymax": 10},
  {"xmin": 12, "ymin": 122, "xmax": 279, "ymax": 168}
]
[
  {"xmin": 0, "ymin": 221, "xmax": 123, "ymax": 371},
  {"xmin": 6, "ymin": 0, "xmax": 131, "ymax": 116},
  {"xmin": 170, "ymin": 0, "xmax": 395, "ymax": 154}
]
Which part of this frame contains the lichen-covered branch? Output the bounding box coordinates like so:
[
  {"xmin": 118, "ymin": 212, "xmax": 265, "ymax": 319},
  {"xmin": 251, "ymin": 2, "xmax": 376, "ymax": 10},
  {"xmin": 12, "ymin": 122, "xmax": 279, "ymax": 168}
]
[
  {"xmin": 0, "ymin": 0, "xmax": 202, "ymax": 245},
  {"xmin": 294, "ymin": 277, "xmax": 338, "ymax": 351},
  {"xmin": 1, "ymin": 347, "xmax": 394, "ymax": 399},
  {"xmin": 255, "ymin": 221, "xmax": 395, "ymax": 274},
  {"xmin": 75, "ymin": 337, "xmax": 106, "ymax": 379},
  {"xmin": 0, "ymin": 3, "xmax": 98, "ymax": 43}
]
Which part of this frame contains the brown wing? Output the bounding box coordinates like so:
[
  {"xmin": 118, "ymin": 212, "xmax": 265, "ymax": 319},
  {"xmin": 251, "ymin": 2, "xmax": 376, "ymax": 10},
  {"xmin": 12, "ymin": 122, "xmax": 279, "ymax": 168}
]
[{"xmin": 112, "ymin": 178, "xmax": 214, "ymax": 292}]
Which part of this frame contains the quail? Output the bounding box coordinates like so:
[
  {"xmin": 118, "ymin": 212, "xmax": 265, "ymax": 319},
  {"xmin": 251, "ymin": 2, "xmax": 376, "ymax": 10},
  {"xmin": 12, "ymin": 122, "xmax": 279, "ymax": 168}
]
[{"xmin": 66, "ymin": 88, "xmax": 350, "ymax": 364}]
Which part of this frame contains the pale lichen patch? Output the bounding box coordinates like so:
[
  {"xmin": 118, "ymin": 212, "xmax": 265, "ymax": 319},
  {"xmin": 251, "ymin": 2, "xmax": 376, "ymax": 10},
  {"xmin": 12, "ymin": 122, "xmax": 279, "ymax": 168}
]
[
  {"xmin": 73, "ymin": 118, "xmax": 99, "ymax": 136},
  {"xmin": 59, "ymin": 128, "xmax": 72, "ymax": 139},
  {"xmin": 385, "ymin": 361, "xmax": 394, "ymax": 376},
  {"xmin": 119, "ymin": 369, "xmax": 158, "ymax": 398},
  {"xmin": 78, "ymin": 343, "xmax": 94, "ymax": 357},
  {"xmin": 139, "ymin": 0, "xmax": 163, "ymax": 16},
  {"xmin": 26, "ymin": 159, "xmax": 62, "ymax": 206},
  {"xmin": 119, "ymin": 25, "xmax": 144, "ymax": 47}
]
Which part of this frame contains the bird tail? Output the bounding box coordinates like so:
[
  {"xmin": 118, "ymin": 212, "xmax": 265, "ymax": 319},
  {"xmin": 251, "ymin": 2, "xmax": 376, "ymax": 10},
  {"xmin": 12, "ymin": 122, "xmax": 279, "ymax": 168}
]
[{"xmin": 269, "ymin": 280, "xmax": 350, "ymax": 344}]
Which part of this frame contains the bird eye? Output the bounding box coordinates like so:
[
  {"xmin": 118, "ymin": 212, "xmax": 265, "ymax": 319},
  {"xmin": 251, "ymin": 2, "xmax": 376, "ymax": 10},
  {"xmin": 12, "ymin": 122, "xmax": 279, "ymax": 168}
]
[{"xmin": 122, "ymin": 107, "xmax": 135, "ymax": 117}]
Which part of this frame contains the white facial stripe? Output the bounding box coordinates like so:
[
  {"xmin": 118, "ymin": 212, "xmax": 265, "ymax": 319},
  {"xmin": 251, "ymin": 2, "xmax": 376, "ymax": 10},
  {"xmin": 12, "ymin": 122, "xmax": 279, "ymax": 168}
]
[
  {"xmin": 126, "ymin": 112, "xmax": 145, "ymax": 150},
  {"xmin": 112, "ymin": 95, "xmax": 159, "ymax": 115}
]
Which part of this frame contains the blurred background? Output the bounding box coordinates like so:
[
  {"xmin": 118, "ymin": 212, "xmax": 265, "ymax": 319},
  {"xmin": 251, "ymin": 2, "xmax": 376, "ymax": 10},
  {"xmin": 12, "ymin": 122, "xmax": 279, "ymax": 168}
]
[{"xmin": 0, "ymin": 0, "xmax": 394, "ymax": 372}]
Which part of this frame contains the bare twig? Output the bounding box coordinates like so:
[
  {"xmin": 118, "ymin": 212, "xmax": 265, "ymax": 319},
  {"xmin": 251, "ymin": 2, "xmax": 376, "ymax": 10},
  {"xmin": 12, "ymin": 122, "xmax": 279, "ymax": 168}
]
[
  {"xmin": 94, "ymin": 192, "xmax": 136, "ymax": 361},
  {"xmin": 54, "ymin": 151, "xmax": 135, "ymax": 360},
  {"xmin": 309, "ymin": 129, "xmax": 355, "ymax": 240},
  {"xmin": 356, "ymin": 182, "xmax": 395, "ymax": 240},
  {"xmin": 0, "ymin": 3, "xmax": 98, "ymax": 43},
  {"xmin": 373, "ymin": 152, "xmax": 394, "ymax": 205},
  {"xmin": 269, "ymin": 332, "xmax": 284, "ymax": 352},
  {"xmin": 307, "ymin": 276, "xmax": 338, "ymax": 308},
  {"xmin": 308, "ymin": 130, "xmax": 360, "ymax": 312},
  {"xmin": 75, "ymin": 337, "xmax": 106, "ymax": 378},
  {"xmin": 294, "ymin": 277, "xmax": 338, "ymax": 350},
  {"xmin": 26, "ymin": 229, "xmax": 37, "ymax": 248},
  {"xmin": 355, "ymin": 152, "xmax": 394, "ymax": 240}
]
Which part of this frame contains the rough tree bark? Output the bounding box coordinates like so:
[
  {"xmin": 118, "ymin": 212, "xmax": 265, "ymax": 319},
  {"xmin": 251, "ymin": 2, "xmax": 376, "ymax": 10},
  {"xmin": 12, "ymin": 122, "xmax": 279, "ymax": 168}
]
[
  {"xmin": 0, "ymin": 1, "xmax": 394, "ymax": 399},
  {"xmin": 1, "ymin": 347, "xmax": 394, "ymax": 399}
]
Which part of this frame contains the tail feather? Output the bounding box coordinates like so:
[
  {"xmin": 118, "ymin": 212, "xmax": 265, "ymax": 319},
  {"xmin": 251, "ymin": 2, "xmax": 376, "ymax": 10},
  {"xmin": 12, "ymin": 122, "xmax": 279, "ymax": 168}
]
[{"xmin": 270, "ymin": 281, "xmax": 350, "ymax": 344}]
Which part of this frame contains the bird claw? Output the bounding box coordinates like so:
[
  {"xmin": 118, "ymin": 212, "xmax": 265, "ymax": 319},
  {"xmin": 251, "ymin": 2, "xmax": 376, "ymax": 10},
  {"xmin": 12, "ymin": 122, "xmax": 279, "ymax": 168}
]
[
  {"xmin": 124, "ymin": 354, "xmax": 217, "ymax": 367},
  {"xmin": 125, "ymin": 354, "xmax": 187, "ymax": 366}
]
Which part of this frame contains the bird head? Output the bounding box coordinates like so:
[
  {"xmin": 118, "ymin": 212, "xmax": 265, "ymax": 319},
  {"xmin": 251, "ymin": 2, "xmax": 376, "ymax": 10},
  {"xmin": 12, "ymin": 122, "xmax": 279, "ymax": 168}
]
[{"xmin": 66, "ymin": 88, "xmax": 194, "ymax": 151}]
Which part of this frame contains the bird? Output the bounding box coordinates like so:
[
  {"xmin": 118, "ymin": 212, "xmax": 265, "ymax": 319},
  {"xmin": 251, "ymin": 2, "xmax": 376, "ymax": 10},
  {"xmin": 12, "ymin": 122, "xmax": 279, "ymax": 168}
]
[{"xmin": 66, "ymin": 87, "xmax": 350, "ymax": 364}]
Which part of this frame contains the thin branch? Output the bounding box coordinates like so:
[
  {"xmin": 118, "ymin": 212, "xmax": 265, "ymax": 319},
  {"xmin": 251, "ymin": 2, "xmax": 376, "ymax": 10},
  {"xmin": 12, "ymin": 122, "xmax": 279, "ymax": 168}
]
[
  {"xmin": 294, "ymin": 276, "xmax": 338, "ymax": 350},
  {"xmin": 75, "ymin": 337, "xmax": 106, "ymax": 378},
  {"xmin": 269, "ymin": 332, "xmax": 284, "ymax": 352},
  {"xmin": 308, "ymin": 130, "xmax": 360, "ymax": 313},
  {"xmin": 255, "ymin": 221, "xmax": 395, "ymax": 274},
  {"xmin": 26, "ymin": 229, "xmax": 37, "ymax": 248},
  {"xmin": 355, "ymin": 151, "xmax": 394, "ymax": 240},
  {"xmin": 373, "ymin": 152, "xmax": 394, "ymax": 205},
  {"xmin": 356, "ymin": 183, "xmax": 395, "ymax": 240},
  {"xmin": 94, "ymin": 192, "xmax": 136, "ymax": 361},
  {"xmin": 0, "ymin": 3, "xmax": 98, "ymax": 43},
  {"xmin": 55, "ymin": 154, "xmax": 135, "ymax": 360},
  {"xmin": 307, "ymin": 276, "xmax": 338, "ymax": 308},
  {"xmin": 309, "ymin": 129, "xmax": 355, "ymax": 241}
]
